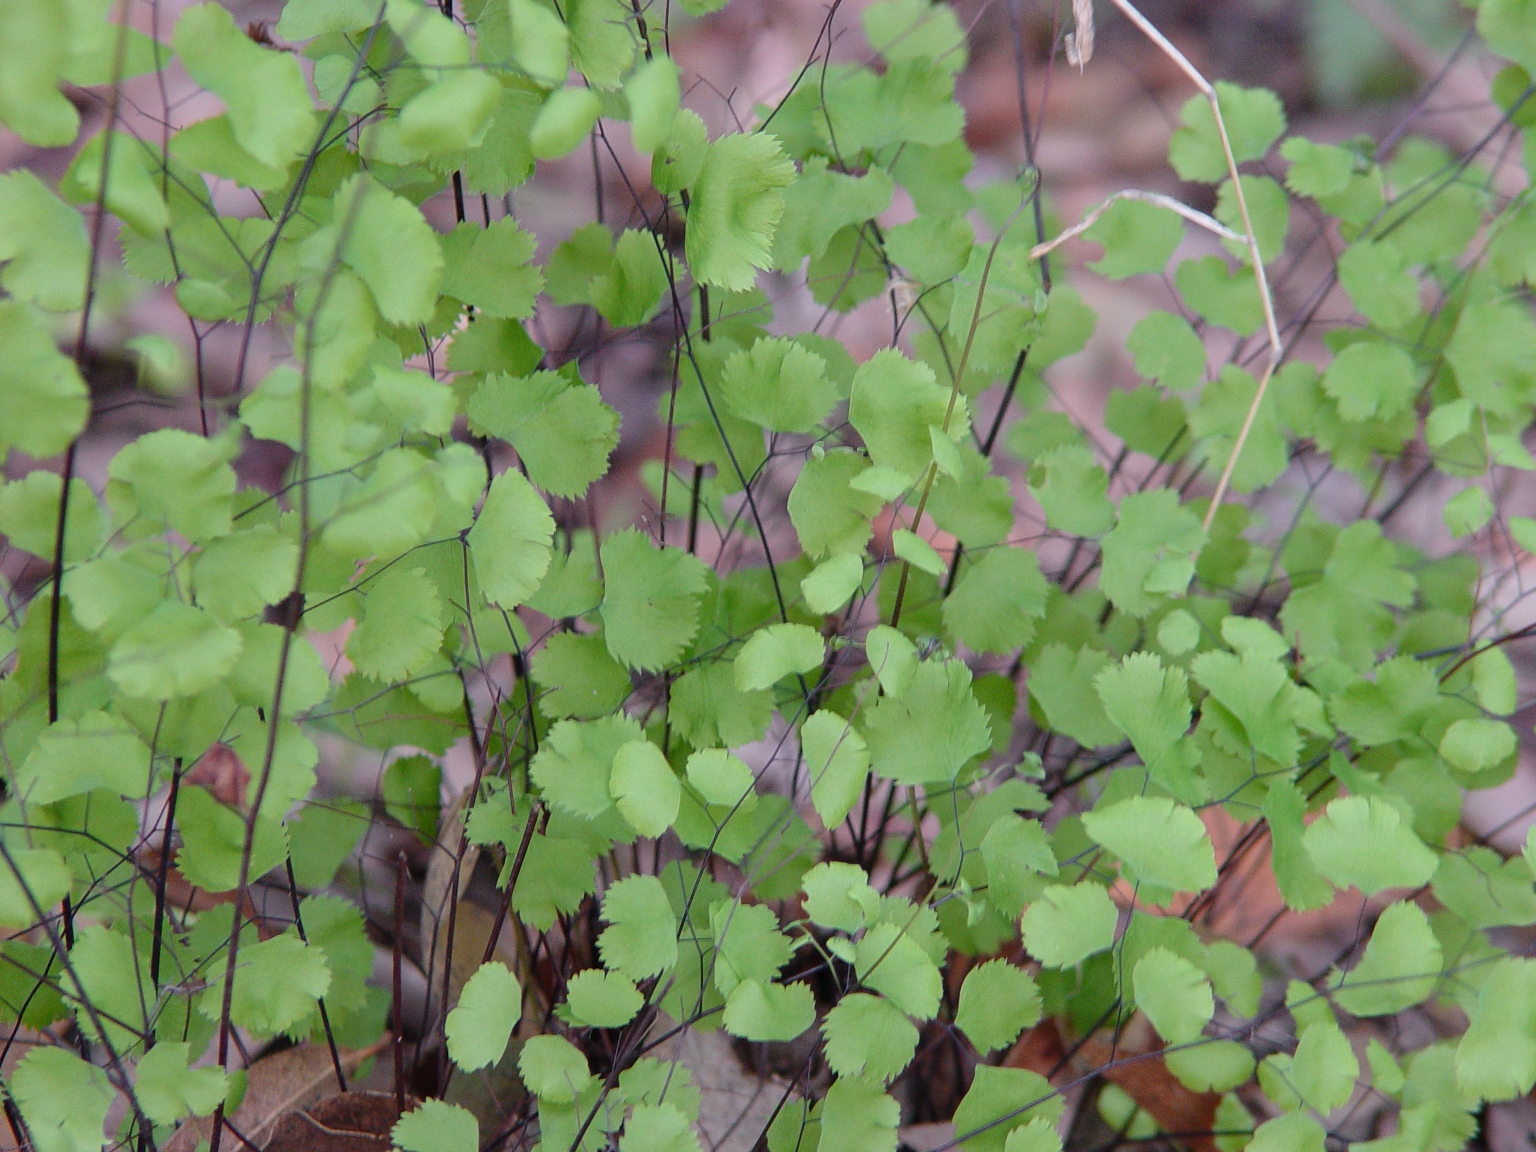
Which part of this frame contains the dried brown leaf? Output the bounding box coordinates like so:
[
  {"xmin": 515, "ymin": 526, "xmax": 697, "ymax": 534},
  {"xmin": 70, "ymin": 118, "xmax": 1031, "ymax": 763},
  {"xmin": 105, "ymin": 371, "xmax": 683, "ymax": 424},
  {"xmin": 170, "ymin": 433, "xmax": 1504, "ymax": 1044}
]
[{"xmin": 162, "ymin": 1041, "xmax": 386, "ymax": 1152}]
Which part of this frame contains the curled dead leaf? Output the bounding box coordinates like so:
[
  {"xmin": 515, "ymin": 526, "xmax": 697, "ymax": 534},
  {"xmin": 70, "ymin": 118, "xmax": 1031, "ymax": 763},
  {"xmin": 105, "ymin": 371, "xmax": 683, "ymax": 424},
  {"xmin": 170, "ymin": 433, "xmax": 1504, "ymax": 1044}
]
[
  {"xmin": 162, "ymin": 1040, "xmax": 387, "ymax": 1152},
  {"xmin": 186, "ymin": 743, "xmax": 251, "ymax": 808}
]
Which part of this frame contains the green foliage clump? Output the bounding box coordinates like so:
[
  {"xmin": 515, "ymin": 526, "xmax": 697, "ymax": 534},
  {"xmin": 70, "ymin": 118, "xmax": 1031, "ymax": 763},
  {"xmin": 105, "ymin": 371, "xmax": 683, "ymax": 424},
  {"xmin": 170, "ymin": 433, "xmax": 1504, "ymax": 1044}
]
[{"xmin": 1, "ymin": 2, "xmax": 1536, "ymax": 1152}]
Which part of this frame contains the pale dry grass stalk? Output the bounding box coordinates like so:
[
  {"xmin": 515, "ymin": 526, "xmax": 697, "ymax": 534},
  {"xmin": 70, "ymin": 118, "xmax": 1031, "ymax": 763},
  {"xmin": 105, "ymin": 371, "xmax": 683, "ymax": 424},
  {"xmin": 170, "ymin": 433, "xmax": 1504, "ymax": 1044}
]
[
  {"xmin": 1027, "ymin": 188, "xmax": 1245, "ymax": 261},
  {"xmin": 1064, "ymin": 0, "xmax": 1094, "ymax": 68},
  {"xmin": 1052, "ymin": 0, "xmax": 1285, "ymax": 531}
]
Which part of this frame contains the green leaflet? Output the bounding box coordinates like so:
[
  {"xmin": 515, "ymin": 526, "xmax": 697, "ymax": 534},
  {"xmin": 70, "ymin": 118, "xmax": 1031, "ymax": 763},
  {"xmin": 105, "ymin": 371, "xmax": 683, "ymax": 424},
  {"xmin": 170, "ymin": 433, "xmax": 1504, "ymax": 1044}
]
[
  {"xmin": 393, "ymin": 1100, "xmax": 481, "ymax": 1152},
  {"xmin": 854, "ymin": 922, "xmax": 940, "ymax": 1020},
  {"xmin": 1321, "ymin": 341, "xmax": 1418, "ymax": 422},
  {"xmin": 383, "ymin": 755, "xmax": 441, "ymax": 842},
  {"xmin": 135, "ymin": 1042, "xmax": 227, "ymax": 1125},
  {"xmin": 803, "ymin": 709, "xmax": 871, "ymax": 829},
  {"xmin": 565, "ymin": 968, "xmax": 642, "ymax": 1028},
  {"xmin": 774, "ymin": 159, "xmax": 894, "ymax": 269},
  {"xmin": 1165, "ymin": 1041, "xmax": 1255, "ymax": 1095},
  {"xmin": 531, "ymin": 715, "xmax": 642, "ymax": 820},
  {"xmin": 511, "ymin": 833, "xmax": 598, "ymax": 930},
  {"xmin": 864, "ymin": 0, "xmax": 967, "ymax": 71},
  {"xmin": 399, "ymin": 70, "xmax": 502, "ymax": 157},
  {"xmin": 1107, "ymin": 386, "xmax": 1189, "ymax": 467},
  {"xmin": 1457, "ymin": 957, "xmax": 1536, "ymax": 1100},
  {"xmin": 735, "ymin": 622, "xmax": 824, "ymax": 690},
  {"xmin": 564, "ymin": 0, "xmax": 635, "ymax": 87},
  {"xmin": 863, "ymin": 659, "xmax": 992, "ymax": 786},
  {"xmin": 1282, "ymin": 137, "xmax": 1354, "ymax": 198},
  {"xmin": 627, "ymin": 55, "xmax": 681, "ymax": 154},
  {"xmin": 1021, "ymin": 883, "xmax": 1117, "ymax": 968},
  {"xmin": 198, "ymin": 930, "xmax": 331, "ymax": 1036},
  {"xmin": 801, "ymin": 553, "xmax": 864, "ymax": 613},
  {"xmin": 1029, "ymin": 445, "xmax": 1113, "ymax": 536},
  {"xmin": 1269, "ymin": 1019, "xmax": 1359, "ymax": 1113},
  {"xmin": 849, "ymin": 349, "xmax": 960, "ymax": 480},
  {"xmin": 1133, "ymin": 947, "xmax": 1213, "ymax": 1044},
  {"xmin": 722, "ymin": 977, "xmax": 816, "ymax": 1042},
  {"xmin": 591, "ymin": 229, "xmax": 670, "ymax": 327},
  {"xmin": 896, "ymin": 524, "xmax": 958, "ymax": 582},
  {"xmin": 1099, "ymin": 489, "xmax": 1205, "ymax": 617},
  {"xmin": 1082, "ymin": 796, "xmax": 1217, "ymax": 895},
  {"xmin": 0, "ymin": 471, "xmax": 99, "ymax": 562},
  {"xmin": 1215, "ymin": 175, "xmax": 1288, "ymax": 264},
  {"xmin": 1433, "ymin": 847, "xmax": 1536, "ymax": 928},
  {"xmin": 300, "ymin": 895, "xmax": 374, "ymax": 1017},
  {"xmin": 598, "ymin": 874, "xmax": 678, "ymax": 980},
  {"xmin": 107, "ymin": 427, "xmax": 236, "ymax": 542},
  {"xmin": 60, "ymin": 131, "xmax": 167, "ymax": 238},
  {"xmin": 670, "ymin": 663, "xmax": 773, "ymax": 748},
  {"xmin": 0, "ymin": 0, "xmax": 81, "ymax": 147},
  {"xmin": 788, "ymin": 449, "xmax": 883, "ymax": 558},
  {"xmin": 1168, "ymin": 82, "xmax": 1286, "ymax": 182},
  {"xmin": 446, "ymin": 961, "xmax": 521, "ymax": 1071},
  {"xmin": 0, "ymin": 300, "xmax": 90, "ymax": 463},
  {"xmin": 683, "ymin": 749, "xmax": 753, "ymax": 810},
  {"xmin": 1338, "ymin": 239, "xmax": 1421, "ymax": 328},
  {"xmin": 1027, "ymin": 644, "xmax": 1120, "ymax": 748},
  {"xmin": 176, "ymin": 785, "xmax": 289, "ymax": 893},
  {"xmin": 0, "ymin": 848, "xmax": 72, "ymax": 929},
  {"xmin": 347, "ymin": 566, "xmax": 443, "ymax": 681},
  {"xmin": 11, "ymin": 1046, "xmax": 114, "ymax": 1152},
  {"xmin": 1174, "ymin": 255, "xmax": 1265, "ymax": 335},
  {"xmin": 822, "ymin": 993, "xmax": 918, "ymax": 1083},
  {"xmin": 621, "ymin": 1103, "xmax": 703, "ymax": 1152},
  {"xmin": 980, "ymin": 815, "xmax": 1057, "ymax": 918},
  {"xmin": 1190, "ymin": 365, "xmax": 1287, "ymax": 493},
  {"xmin": 955, "ymin": 959, "xmax": 1041, "ymax": 1053},
  {"xmin": 0, "ymin": 169, "xmax": 89, "ymax": 311},
  {"xmin": 720, "ymin": 336, "xmax": 840, "ymax": 433},
  {"xmin": 865, "ymin": 625, "xmax": 917, "ymax": 697},
  {"xmin": 329, "ymin": 175, "xmax": 444, "ymax": 326},
  {"xmin": 1094, "ymin": 653, "xmax": 1200, "ymax": 802},
  {"xmin": 1440, "ymin": 717, "xmax": 1518, "ymax": 785},
  {"xmin": 943, "ymin": 548, "xmax": 1048, "ymax": 653},
  {"xmin": 192, "ymin": 526, "xmax": 298, "ymax": 621},
  {"xmin": 802, "ymin": 862, "xmax": 879, "ymax": 932},
  {"xmin": 469, "ymin": 371, "xmax": 619, "ymax": 499},
  {"xmin": 1127, "ymin": 310, "xmax": 1207, "ymax": 391},
  {"xmin": 885, "ymin": 213, "xmax": 974, "ymax": 282},
  {"xmin": 1189, "ymin": 649, "xmax": 1303, "ymax": 766},
  {"xmin": 818, "ymin": 1075, "xmax": 900, "ymax": 1152},
  {"xmin": 469, "ymin": 467, "xmax": 555, "ymax": 607},
  {"xmin": 107, "ymin": 602, "xmax": 243, "ymax": 700},
  {"xmin": 1263, "ymin": 781, "xmax": 1333, "ymax": 912},
  {"xmin": 823, "ymin": 59, "xmax": 965, "ymax": 154},
  {"xmin": 599, "ymin": 529, "xmax": 709, "ymax": 671},
  {"xmin": 1302, "ymin": 795, "xmax": 1438, "ymax": 895},
  {"xmin": 1331, "ymin": 901, "xmax": 1443, "ymax": 1016},
  {"xmin": 686, "ymin": 133, "xmax": 796, "ymax": 290},
  {"xmin": 16, "ymin": 711, "xmax": 151, "ymax": 805},
  {"xmin": 1084, "ymin": 198, "xmax": 1183, "ymax": 279},
  {"xmin": 440, "ymin": 219, "xmax": 542, "ymax": 318},
  {"xmin": 175, "ymin": 3, "xmax": 315, "ymax": 168},
  {"xmin": 1247, "ymin": 1112, "xmax": 1324, "ymax": 1152},
  {"xmin": 952, "ymin": 1066, "xmax": 1062, "ymax": 1152},
  {"xmin": 1446, "ymin": 299, "xmax": 1536, "ymax": 416},
  {"xmin": 610, "ymin": 740, "xmax": 681, "ymax": 837}
]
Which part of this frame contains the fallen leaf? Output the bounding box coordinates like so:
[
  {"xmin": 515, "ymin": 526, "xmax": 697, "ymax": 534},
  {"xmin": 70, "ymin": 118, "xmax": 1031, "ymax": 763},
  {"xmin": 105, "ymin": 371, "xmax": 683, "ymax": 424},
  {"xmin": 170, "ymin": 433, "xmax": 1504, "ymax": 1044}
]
[{"xmin": 162, "ymin": 1040, "xmax": 386, "ymax": 1152}]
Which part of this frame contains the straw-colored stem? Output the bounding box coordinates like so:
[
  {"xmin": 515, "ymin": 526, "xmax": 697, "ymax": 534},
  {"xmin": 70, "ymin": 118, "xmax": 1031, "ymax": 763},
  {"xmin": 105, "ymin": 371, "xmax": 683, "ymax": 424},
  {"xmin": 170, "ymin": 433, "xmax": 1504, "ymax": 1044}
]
[
  {"xmin": 1029, "ymin": 188, "xmax": 1245, "ymax": 263},
  {"xmin": 1108, "ymin": 0, "xmax": 1284, "ymax": 532}
]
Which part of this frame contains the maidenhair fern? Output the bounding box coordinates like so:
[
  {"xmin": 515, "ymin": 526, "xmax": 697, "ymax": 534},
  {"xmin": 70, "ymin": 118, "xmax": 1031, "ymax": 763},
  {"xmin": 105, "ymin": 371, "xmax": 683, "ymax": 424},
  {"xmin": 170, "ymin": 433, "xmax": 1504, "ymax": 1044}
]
[{"xmin": 1, "ymin": 2, "xmax": 1536, "ymax": 1152}]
